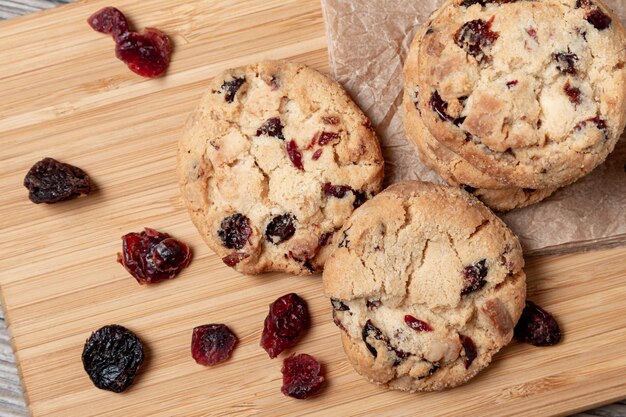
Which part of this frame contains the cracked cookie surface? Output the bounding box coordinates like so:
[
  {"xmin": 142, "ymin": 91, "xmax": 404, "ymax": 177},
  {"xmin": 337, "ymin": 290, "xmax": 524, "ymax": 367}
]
[
  {"xmin": 178, "ymin": 61, "xmax": 384, "ymax": 275},
  {"xmin": 323, "ymin": 181, "xmax": 526, "ymax": 391},
  {"xmin": 405, "ymin": 0, "xmax": 626, "ymax": 189}
]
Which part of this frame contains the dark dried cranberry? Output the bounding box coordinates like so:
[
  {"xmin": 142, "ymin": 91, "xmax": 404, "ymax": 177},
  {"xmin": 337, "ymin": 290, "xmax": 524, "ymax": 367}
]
[
  {"xmin": 331, "ymin": 299, "xmax": 349, "ymax": 311},
  {"xmin": 459, "ymin": 335, "xmax": 477, "ymax": 368},
  {"xmin": 429, "ymin": 91, "xmax": 465, "ymax": 126},
  {"xmin": 367, "ymin": 299, "xmax": 382, "ymax": 309},
  {"xmin": 362, "ymin": 320, "xmax": 385, "ymax": 357},
  {"xmin": 554, "ymin": 51, "xmax": 579, "ymax": 74},
  {"xmin": 265, "ymin": 214, "xmax": 296, "ymax": 244},
  {"xmin": 115, "ymin": 28, "xmax": 172, "ymax": 78},
  {"xmin": 404, "ymin": 315, "xmax": 434, "ymax": 332},
  {"xmin": 585, "ymin": 8, "xmax": 611, "ymax": 30},
  {"xmin": 563, "ymin": 81, "xmax": 582, "ymax": 106},
  {"xmin": 117, "ymin": 228, "xmax": 191, "ymax": 284},
  {"xmin": 303, "ymin": 260, "xmax": 316, "ymax": 273},
  {"xmin": 191, "ymin": 324, "xmax": 238, "ymax": 366},
  {"xmin": 575, "ymin": 116, "xmax": 607, "ymax": 138},
  {"xmin": 322, "ymin": 116, "xmax": 340, "ymax": 125},
  {"xmin": 461, "ymin": 0, "xmax": 486, "ymax": 6},
  {"xmin": 286, "ymin": 140, "xmax": 304, "ymax": 170},
  {"xmin": 338, "ymin": 228, "xmax": 351, "ymax": 248},
  {"xmin": 312, "ymin": 149, "xmax": 323, "ymax": 160},
  {"xmin": 24, "ymin": 157, "xmax": 91, "ymax": 204},
  {"xmin": 319, "ymin": 231, "xmax": 334, "ymax": 247},
  {"xmin": 218, "ymin": 214, "xmax": 252, "ymax": 250},
  {"xmin": 514, "ymin": 301, "xmax": 561, "ymax": 346},
  {"xmin": 454, "ymin": 17, "xmax": 499, "ymax": 62},
  {"xmin": 281, "ymin": 353, "xmax": 324, "ymax": 399},
  {"xmin": 256, "ymin": 117, "xmax": 284, "ymax": 140},
  {"xmin": 221, "ymin": 77, "xmax": 245, "ymax": 103},
  {"xmin": 462, "ymin": 259, "xmax": 488, "ymax": 295},
  {"xmin": 576, "ymin": 0, "xmax": 592, "ymax": 7},
  {"xmin": 82, "ymin": 325, "xmax": 144, "ymax": 393},
  {"xmin": 318, "ymin": 131, "xmax": 340, "ymax": 146},
  {"xmin": 506, "ymin": 80, "xmax": 518, "ymax": 88},
  {"xmin": 323, "ymin": 182, "xmax": 352, "ymax": 198},
  {"xmin": 461, "ymin": 184, "xmax": 477, "ymax": 193},
  {"xmin": 352, "ymin": 190, "xmax": 368, "ymax": 209},
  {"xmin": 222, "ymin": 252, "xmax": 248, "ymax": 267},
  {"xmin": 260, "ymin": 293, "xmax": 309, "ymax": 358},
  {"xmin": 87, "ymin": 7, "xmax": 128, "ymax": 41}
]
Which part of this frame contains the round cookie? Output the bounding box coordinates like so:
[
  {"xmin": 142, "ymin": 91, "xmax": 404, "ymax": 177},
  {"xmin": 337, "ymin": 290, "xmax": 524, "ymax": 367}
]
[
  {"xmin": 323, "ymin": 181, "xmax": 526, "ymax": 391},
  {"xmin": 178, "ymin": 60, "xmax": 384, "ymax": 275},
  {"xmin": 402, "ymin": 92, "xmax": 557, "ymax": 211},
  {"xmin": 406, "ymin": 0, "xmax": 626, "ymax": 189}
]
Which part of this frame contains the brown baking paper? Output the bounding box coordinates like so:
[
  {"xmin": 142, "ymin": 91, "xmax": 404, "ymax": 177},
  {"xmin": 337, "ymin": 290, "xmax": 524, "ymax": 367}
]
[{"xmin": 321, "ymin": 0, "xmax": 626, "ymax": 255}]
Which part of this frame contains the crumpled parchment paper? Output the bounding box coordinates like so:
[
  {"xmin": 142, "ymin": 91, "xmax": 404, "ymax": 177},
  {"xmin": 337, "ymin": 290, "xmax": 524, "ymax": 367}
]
[{"xmin": 321, "ymin": 0, "xmax": 626, "ymax": 255}]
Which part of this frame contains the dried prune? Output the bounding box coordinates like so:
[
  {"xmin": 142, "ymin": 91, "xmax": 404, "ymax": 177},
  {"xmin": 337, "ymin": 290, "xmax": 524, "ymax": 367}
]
[
  {"xmin": 564, "ymin": 81, "xmax": 582, "ymax": 105},
  {"xmin": 317, "ymin": 131, "xmax": 340, "ymax": 146},
  {"xmin": 286, "ymin": 140, "xmax": 304, "ymax": 170},
  {"xmin": 221, "ymin": 77, "xmax": 245, "ymax": 103},
  {"xmin": 281, "ymin": 353, "xmax": 324, "ymax": 399},
  {"xmin": 256, "ymin": 117, "xmax": 284, "ymax": 140},
  {"xmin": 514, "ymin": 301, "xmax": 561, "ymax": 346},
  {"xmin": 461, "ymin": 259, "xmax": 488, "ymax": 295},
  {"xmin": 554, "ymin": 51, "xmax": 579, "ymax": 74},
  {"xmin": 260, "ymin": 293, "xmax": 309, "ymax": 358},
  {"xmin": 454, "ymin": 17, "xmax": 499, "ymax": 62},
  {"xmin": 265, "ymin": 214, "xmax": 296, "ymax": 244},
  {"xmin": 404, "ymin": 315, "xmax": 434, "ymax": 332},
  {"xmin": 24, "ymin": 157, "xmax": 91, "ymax": 204},
  {"xmin": 218, "ymin": 214, "xmax": 252, "ymax": 250},
  {"xmin": 429, "ymin": 91, "xmax": 465, "ymax": 126},
  {"xmin": 117, "ymin": 228, "xmax": 192, "ymax": 284},
  {"xmin": 82, "ymin": 324, "xmax": 144, "ymax": 393},
  {"xmin": 459, "ymin": 334, "xmax": 477, "ymax": 368},
  {"xmin": 585, "ymin": 8, "xmax": 611, "ymax": 30},
  {"xmin": 191, "ymin": 324, "xmax": 238, "ymax": 366}
]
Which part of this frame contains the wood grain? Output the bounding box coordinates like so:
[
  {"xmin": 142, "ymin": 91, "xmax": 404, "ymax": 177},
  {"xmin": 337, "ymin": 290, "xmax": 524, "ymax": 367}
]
[{"xmin": 0, "ymin": 0, "xmax": 624, "ymax": 416}]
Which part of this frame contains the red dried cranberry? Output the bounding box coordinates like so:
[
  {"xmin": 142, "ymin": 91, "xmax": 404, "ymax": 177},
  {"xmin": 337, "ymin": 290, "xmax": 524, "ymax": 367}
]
[
  {"xmin": 454, "ymin": 16, "xmax": 499, "ymax": 63},
  {"xmin": 256, "ymin": 117, "xmax": 284, "ymax": 140},
  {"xmin": 218, "ymin": 214, "xmax": 252, "ymax": 250},
  {"xmin": 459, "ymin": 335, "xmax": 477, "ymax": 368},
  {"xmin": 514, "ymin": 301, "xmax": 561, "ymax": 346},
  {"xmin": 554, "ymin": 51, "xmax": 579, "ymax": 74},
  {"xmin": 526, "ymin": 27, "xmax": 538, "ymax": 41},
  {"xmin": 222, "ymin": 252, "xmax": 248, "ymax": 267},
  {"xmin": 318, "ymin": 131, "xmax": 340, "ymax": 146},
  {"xmin": 429, "ymin": 91, "xmax": 465, "ymax": 126},
  {"xmin": 319, "ymin": 231, "xmax": 334, "ymax": 247},
  {"xmin": 506, "ymin": 80, "xmax": 518, "ymax": 88},
  {"xmin": 191, "ymin": 324, "xmax": 238, "ymax": 366},
  {"xmin": 322, "ymin": 116, "xmax": 340, "ymax": 125},
  {"xmin": 461, "ymin": 259, "xmax": 488, "ymax": 295},
  {"xmin": 265, "ymin": 214, "xmax": 296, "ymax": 244},
  {"xmin": 260, "ymin": 293, "xmax": 309, "ymax": 358},
  {"xmin": 312, "ymin": 149, "xmax": 323, "ymax": 160},
  {"xmin": 117, "ymin": 228, "xmax": 191, "ymax": 284},
  {"xmin": 281, "ymin": 354, "xmax": 324, "ymax": 399},
  {"xmin": 87, "ymin": 7, "xmax": 128, "ymax": 41},
  {"xmin": 23, "ymin": 157, "xmax": 91, "ymax": 204},
  {"xmin": 286, "ymin": 140, "xmax": 304, "ymax": 170},
  {"xmin": 575, "ymin": 116, "xmax": 607, "ymax": 137},
  {"xmin": 585, "ymin": 8, "xmax": 611, "ymax": 30},
  {"xmin": 564, "ymin": 81, "xmax": 582, "ymax": 105},
  {"xmin": 82, "ymin": 325, "xmax": 144, "ymax": 393},
  {"xmin": 404, "ymin": 315, "xmax": 434, "ymax": 332},
  {"xmin": 221, "ymin": 77, "xmax": 246, "ymax": 103}
]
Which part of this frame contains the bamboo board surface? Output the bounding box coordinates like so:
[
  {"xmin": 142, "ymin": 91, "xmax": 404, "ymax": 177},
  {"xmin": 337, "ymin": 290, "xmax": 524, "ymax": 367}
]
[{"xmin": 0, "ymin": 0, "xmax": 625, "ymax": 415}]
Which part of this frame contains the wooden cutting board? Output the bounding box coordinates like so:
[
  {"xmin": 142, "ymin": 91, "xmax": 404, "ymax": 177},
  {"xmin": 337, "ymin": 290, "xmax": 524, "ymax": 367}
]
[{"xmin": 1, "ymin": 0, "xmax": 625, "ymax": 415}]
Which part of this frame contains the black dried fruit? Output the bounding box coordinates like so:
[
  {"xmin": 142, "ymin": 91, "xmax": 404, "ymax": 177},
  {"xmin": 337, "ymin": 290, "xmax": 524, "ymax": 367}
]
[
  {"xmin": 265, "ymin": 214, "xmax": 296, "ymax": 244},
  {"xmin": 221, "ymin": 77, "xmax": 245, "ymax": 103},
  {"xmin": 585, "ymin": 8, "xmax": 611, "ymax": 30},
  {"xmin": 554, "ymin": 51, "xmax": 579, "ymax": 74},
  {"xmin": 82, "ymin": 324, "xmax": 144, "ymax": 393},
  {"xmin": 218, "ymin": 214, "xmax": 252, "ymax": 250},
  {"xmin": 454, "ymin": 17, "xmax": 499, "ymax": 63},
  {"xmin": 24, "ymin": 157, "xmax": 91, "ymax": 204},
  {"xmin": 191, "ymin": 324, "xmax": 238, "ymax": 366},
  {"xmin": 256, "ymin": 117, "xmax": 285, "ymax": 140},
  {"xmin": 461, "ymin": 184, "xmax": 477, "ymax": 193},
  {"xmin": 429, "ymin": 91, "xmax": 465, "ymax": 126},
  {"xmin": 514, "ymin": 301, "xmax": 561, "ymax": 346},
  {"xmin": 281, "ymin": 353, "xmax": 324, "ymax": 399},
  {"xmin": 260, "ymin": 293, "xmax": 309, "ymax": 358},
  {"xmin": 459, "ymin": 334, "xmax": 477, "ymax": 368},
  {"xmin": 462, "ymin": 259, "xmax": 488, "ymax": 295},
  {"xmin": 352, "ymin": 190, "xmax": 368, "ymax": 209}
]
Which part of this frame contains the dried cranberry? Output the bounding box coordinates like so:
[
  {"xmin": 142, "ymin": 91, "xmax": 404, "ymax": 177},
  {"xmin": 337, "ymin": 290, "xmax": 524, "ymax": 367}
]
[
  {"xmin": 265, "ymin": 214, "xmax": 296, "ymax": 244},
  {"xmin": 585, "ymin": 8, "xmax": 611, "ymax": 30},
  {"xmin": 312, "ymin": 149, "xmax": 323, "ymax": 160},
  {"xmin": 429, "ymin": 91, "xmax": 465, "ymax": 126},
  {"xmin": 459, "ymin": 335, "xmax": 477, "ymax": 368},
  {"xmin": 117, "ymin": 228, "xmax": 191, "ymax": 284},
  {"xmin": 319, "ymin": 231, "xmax": 334, "ymax": 247},
  {"xmin": 318, "ymin": 131, "xmax": 340, "ymax": 146},
  {"xmin": 454, "ymin": 17, "xmax": 499, "ymax": 63},
  {"xmin": 23, "ymin": 157, "xmax": 91, "ymax": 204},
  {"xmin": 554, "ymin": 52, "xmax": 579, "ymax": 74},
  {"xmin": 82, "ymin": 325, "xmax": 144, "ymax": 393},
  {"xmin": 323, "ymin": 182, "xmax": 352, "ymax": 198},
  {"xmin": 564, "ymin": 81, "xmax": 582, "ymax": 105},
  {"xmin": 514, "ymin": 301, "xmax": 561, "ymax": 346},
  {"xmin": 322, "ymin": 116, "xmax": 339, "ymax": 125},
  {"xmin": 218, "ymin": 214, "xmax": 252, "ymax": 250},
  {"xmin": 576, "ymin": 0, "xmax": 592, "ymax": 7},
  {"xmin": 286, "ymin": 140, "xmax": 304, "ymax": 170},
  {"xmin": 191, "ymin": 324, "xmax": 238, "ymax": 366},
  {"xmin": 506, "ymin": 80, "xmax": 518, "ymax": 88},
  {"xmin": 526, "ymin": 27, "xmax": 538, "ymax": 41},
  {"xmin": 461, "ymin": 0, "xmax": 486, "ymax": 7},
  {"xmin": 221, "ymin": 77, "xmax": 245, "ymax": 103},
  {"xmin": 362, "ymin": 320, "xmax": 409, "ymax": 365},
  {"xmin": 87, "ymin": 7, "xmax": 128, "ymax": 41},
  {"xmin": 281, "ymin": 354, "xmax": 324, "ymax": 399},
  {"xmin": 330, "ymin": 299, "xmax": 349, "ymax": 311},
  {"xmin": 352, "ymin": 190, "xmax": 368, "ymax": 209},
  {"xmin": 256, "ymin": 117, "xmax": 284, "ymax": 140},
  {"xmin": 404, "ymin": 315, "xmax": 434, "ymax": 332},
  {"xmin": 462, "ymin": 259, "xmax": 488, "ymax": 295},
  {"xmin": 222, "ymin": 252, "xmax": 248, "ymax": 267},
  {"xmin": 575, "ymin": 116, "xmax": 607, "ymax": 137},
  {"xmin": 461, "ymin": 184, "xmax": 477, "ymax": 193},
  {"xmin": 260, "ymin": 293, "xmax": 309, "ymax": 358}
]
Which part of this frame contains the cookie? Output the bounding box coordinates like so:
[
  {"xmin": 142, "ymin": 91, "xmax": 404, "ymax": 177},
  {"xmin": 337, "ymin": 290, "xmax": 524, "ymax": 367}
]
[
  {"xmin": 405, "ymin": 0, "xmax": 626, "ymax": 189},
  {"xmin": 178, "ymin": 60, "xmax": 384, "ymax": 275},
  {"xmin": 402, "ymin": 93, "xmax": 557, "ymax": 211},
  {"xmin": 323, "ymin": 181, "xmax": 526, "ymax": 391}
]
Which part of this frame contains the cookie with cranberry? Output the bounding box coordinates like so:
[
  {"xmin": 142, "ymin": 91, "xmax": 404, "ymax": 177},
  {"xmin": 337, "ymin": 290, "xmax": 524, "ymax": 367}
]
[
  {"xmin": 323, "ymin": 181, "xmax": 526, "ymax": 391},
  {"xmin": 406, "ymin": 0, "xmax": 626, "ymax": 189},
  {"xmin": 178, "ymin": 60, "xmax": 384, "ymax": 275}
]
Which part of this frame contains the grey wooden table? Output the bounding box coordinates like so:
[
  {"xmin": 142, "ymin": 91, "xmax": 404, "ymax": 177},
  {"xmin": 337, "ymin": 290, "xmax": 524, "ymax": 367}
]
[{"xmin": 0, "ymin": 1, "xmax": 624, "ymax": 416}]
